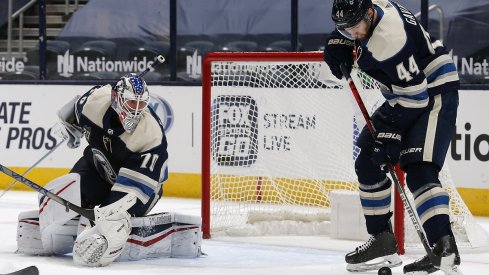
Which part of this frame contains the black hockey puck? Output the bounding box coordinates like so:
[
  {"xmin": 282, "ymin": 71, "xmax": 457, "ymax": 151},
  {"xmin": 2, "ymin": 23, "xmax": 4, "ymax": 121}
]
[{"xmin": 378, "ymin": 266, "xmax": 392, "ymax": 275}]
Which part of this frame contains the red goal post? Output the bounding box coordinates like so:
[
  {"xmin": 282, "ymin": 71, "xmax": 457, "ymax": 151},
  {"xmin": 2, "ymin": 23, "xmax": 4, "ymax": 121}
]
[
  {"xmin": 201, "ymin": 52, "xmax": 406, "ymax": 252},
  {"xmin": 201, "ymin": 51, "xmax": 488, "ymax": 254}
]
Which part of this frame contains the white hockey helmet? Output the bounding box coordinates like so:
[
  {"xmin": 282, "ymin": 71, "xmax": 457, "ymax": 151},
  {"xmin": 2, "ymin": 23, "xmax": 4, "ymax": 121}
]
[{"xmin": 111, "ymin": 73, "xmax": 150, "ymax": 133}]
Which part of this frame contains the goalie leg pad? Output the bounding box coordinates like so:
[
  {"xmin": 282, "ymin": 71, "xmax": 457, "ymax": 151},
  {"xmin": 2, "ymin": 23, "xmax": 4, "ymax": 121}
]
[
  {"xmin": 39, "ymin": 173, "xmax": 81, "ymax": 254},
  {"xmin": 73, "ymin": 211, "xmax": 131, "ymax": 267},
  {"xmin": 17, "ymin": 210, "xmax": 49, "ymax": 255},
  {"xmin": 17, "ymin": 210, "xmax": 78, "ymax": 255},
  {"xmin": 117, "ymin": 212, "xmax": 203, "ymax": 261},
  {"xmin": 39, "ymin": 173, "xmax": 81, "ymax": 228},
  {"xmin": 171, "ymin": 223, "xmax": 203, "ymax": 258},
  {"xmin": 41, "ymin": 218, "xmax": 79, "ymax": 255}
]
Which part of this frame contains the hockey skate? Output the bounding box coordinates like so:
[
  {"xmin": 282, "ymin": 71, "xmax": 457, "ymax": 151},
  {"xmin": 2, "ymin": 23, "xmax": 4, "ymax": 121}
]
[
  {"xmin": 404, "ymin": 235, "xmax": 462, "ymax": 275},
  {"xmin": 345, "ymin": 228, "xmax": 402, "ymax": 272}
]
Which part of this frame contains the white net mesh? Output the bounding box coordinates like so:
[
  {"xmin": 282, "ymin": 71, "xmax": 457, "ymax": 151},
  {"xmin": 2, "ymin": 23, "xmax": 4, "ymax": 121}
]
[{"xmin": 204, "ymin": 53, "xmax": 488, "ymax": 250}]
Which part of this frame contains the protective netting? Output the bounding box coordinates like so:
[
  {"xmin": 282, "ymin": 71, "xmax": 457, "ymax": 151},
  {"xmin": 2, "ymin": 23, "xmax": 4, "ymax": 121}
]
[{"xmin": 205, "ymin": 54, "xmax": 489, "ymax": 250}]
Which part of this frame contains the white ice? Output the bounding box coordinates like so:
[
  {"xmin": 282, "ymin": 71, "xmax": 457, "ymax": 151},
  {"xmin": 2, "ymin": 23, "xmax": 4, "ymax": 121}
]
[{"xmin": 1, "ymin": 191, "xmax": 488, "ymax": 275}]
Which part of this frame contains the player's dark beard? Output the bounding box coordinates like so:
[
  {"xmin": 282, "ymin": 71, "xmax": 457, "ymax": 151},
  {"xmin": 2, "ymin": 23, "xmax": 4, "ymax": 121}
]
[{"xmin": 367, "ymin": 9, "xmax": 378, "ymax": 38}]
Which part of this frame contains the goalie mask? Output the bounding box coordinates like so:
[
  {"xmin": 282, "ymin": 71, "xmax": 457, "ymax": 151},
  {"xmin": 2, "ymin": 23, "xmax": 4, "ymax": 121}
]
[
  {"xmin": 111, "ymin": 73, "xmax": 149, "ymax": 133},
  {"xmin": 332, "ymin": 0, "xmax": 373, "ymax": 40}
]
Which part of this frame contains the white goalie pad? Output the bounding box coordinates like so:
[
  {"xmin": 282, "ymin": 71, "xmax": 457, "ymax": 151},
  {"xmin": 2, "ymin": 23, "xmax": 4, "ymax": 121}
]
[
  {"xmin": 117, "ymin": 212, "xmax": 203, "ymax": 261},
  {"xmin": 39, "ymin": 173, "xmax": 81, "ymax": 231},
  {"xmin": 17, "ymin": 210, "xmax": 48, "ymax": 255},
  {"xmin": 17, "ymin": 210, "xmax": 79, "ymax": 256},
  {"xmin": 39, "ymin": 173, "xmax": 81, "ymax": 254}
]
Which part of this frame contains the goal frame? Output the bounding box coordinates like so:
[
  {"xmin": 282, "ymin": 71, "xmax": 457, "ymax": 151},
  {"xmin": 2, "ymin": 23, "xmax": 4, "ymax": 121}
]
[{"xmin": 201, "ymin": 52, "xmax": 406, "ymax": 254}]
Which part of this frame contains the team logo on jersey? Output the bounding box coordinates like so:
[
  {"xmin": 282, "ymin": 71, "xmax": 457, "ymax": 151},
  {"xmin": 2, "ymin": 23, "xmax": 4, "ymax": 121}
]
[
  {"xmin": 212, "ymin": 95, "xmax": 258, "ymax": 167},
  {"xmin": 91, "ymin": 148, "xmax": 117, "ymax": 184}
]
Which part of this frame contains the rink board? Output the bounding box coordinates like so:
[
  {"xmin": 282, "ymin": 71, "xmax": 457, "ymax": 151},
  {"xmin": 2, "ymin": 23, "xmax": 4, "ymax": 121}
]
[{"xmin": 0, "ymin": 85, "xmax": 488, "ymax": 215}]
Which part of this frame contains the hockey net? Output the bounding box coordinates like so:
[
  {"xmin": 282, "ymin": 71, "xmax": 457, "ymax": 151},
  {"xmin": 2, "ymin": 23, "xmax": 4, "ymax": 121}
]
[{"xmin": 201, "ymin": 52, "xmax": 489, "ymax": 252}]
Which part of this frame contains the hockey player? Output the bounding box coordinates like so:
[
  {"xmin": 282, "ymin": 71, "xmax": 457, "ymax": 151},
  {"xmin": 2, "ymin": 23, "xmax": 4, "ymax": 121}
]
[
  {"xmin": 16, "ymin": 74, "xmax": 202, "ymax": 266},
  {"xmin": 324, "ymin": 0, "xmax": 461, "ymax": 274}
]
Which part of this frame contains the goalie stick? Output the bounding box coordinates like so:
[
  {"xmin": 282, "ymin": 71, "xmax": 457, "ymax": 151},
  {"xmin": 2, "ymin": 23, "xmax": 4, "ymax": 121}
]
[
  {"xmin": 138, "ymin": 55, "xmax": 165, "ymax": 77},
  {"xmin": 339, "ymin": 64, "xmax": 442, "ymax": 267},
  {"xmin": 1, "ymin": 266, "xmax": 39, "ymax": 275}
]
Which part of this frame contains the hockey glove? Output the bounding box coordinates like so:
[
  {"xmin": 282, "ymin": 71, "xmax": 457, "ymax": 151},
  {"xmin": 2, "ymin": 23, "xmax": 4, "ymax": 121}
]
[
  {"xmin": 73, "ymin": 210, "xmax": 131, "ymax": 267},
  {"xmin": 54, "ymin": 122, "xmax": 84, "ymax": 149},
  {"xmin": 371, "ymin": 131, "xmax": 402, "ymax": 167},
  {"xmin": 323, "ymin": 30, "xmax": 355, "ymax": 80},
  {"xmin": 56, "ymin": 95, "xmax": 84, "ymax": 149}
]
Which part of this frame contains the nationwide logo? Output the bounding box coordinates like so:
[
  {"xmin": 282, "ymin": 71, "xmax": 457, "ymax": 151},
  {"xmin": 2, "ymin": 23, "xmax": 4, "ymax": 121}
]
[
  {"xmin": 58, "ymin": 50, "xmax": 74, "ymax": 77},
  {"xmin": 0, "ymin": 57, "xmax": 25, "ymax": 73},
  {"xmin": 57, "ymin": 50, "xmax": 154, "ymax": 77},
  {"xmin": 186, "ymin": 50, "xmax": 201, "ymax": 79}
]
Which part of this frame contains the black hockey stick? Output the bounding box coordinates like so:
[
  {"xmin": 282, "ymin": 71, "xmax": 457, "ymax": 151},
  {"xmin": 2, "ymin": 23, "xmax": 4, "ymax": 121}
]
[
  {"xmin": 1, "ymin": 265, "xmax": 39, "ymax": 275},
  {"xmin": 138, "ymin": 55, "xmax": 165, "ymax": 77},
  {"xmin": 340, "ymin": 64, "xmax": 441, "ymax": 267},
  {"xmin": 0, "ymin": 164, "xmax": 95, "ymax": 221}
]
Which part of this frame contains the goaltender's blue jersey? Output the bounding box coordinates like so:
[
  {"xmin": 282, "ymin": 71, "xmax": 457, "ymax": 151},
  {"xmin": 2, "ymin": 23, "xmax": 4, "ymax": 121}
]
[
  {"xmin": 356, "ymin": 0, "xmax": 459, "ymax": 109},
  {"xmin": 73, "ymin": 85, "xmax": 168, "ymax": 205}
]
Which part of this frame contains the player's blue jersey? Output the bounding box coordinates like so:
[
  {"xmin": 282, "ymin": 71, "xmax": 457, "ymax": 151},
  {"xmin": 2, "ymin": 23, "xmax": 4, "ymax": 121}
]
[
  {"xmin": 73, "ymin": 84, "xmax": 168, "ymax": 205},
  {"xmin": 356, "ymin": 0, "xmax": 459, "ymax": 111}
]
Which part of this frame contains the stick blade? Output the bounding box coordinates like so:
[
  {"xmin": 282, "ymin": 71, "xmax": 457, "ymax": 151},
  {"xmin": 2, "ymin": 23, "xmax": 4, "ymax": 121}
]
[{"xmin": 3, "ymin": 266, "xmax": 39, "ymax": 275}]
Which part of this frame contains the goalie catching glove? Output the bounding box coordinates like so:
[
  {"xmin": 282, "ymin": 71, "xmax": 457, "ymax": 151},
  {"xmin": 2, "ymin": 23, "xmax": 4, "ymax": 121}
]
[
  {"xmin": 73, "ymin": 211, "xmax": 132, "ymax": 267},
  {"xmin": 73, "ymin": 194, "xmax": 137, "ymax": 267},
  {"xmin": 371, "ymin": 130, "xmax": 402, "ymax": 167}
]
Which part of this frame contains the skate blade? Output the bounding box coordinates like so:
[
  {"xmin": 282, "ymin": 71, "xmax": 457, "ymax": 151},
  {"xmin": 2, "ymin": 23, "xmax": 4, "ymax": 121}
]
[{"xmin": 346, "ymin": 253, "xmax": 402, "ymax": 272}]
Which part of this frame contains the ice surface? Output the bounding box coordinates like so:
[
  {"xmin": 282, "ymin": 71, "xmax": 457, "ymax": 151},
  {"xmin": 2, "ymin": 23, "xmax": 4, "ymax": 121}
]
[{"xmin": 0, "ymin": 191, "xmax": 488, "ymax": 275}]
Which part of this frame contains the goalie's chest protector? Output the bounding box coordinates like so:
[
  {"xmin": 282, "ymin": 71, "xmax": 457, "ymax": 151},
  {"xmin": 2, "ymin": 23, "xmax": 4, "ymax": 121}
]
[
  {"xmin": 74, "ymin": 86, "xmax": 133, "ymax": 171},
  {"xmin": 81, "ymin": 115, "xmax": 131, "ymax": 172}
]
